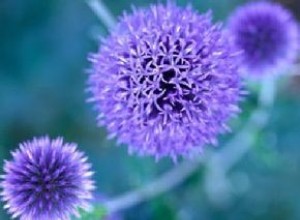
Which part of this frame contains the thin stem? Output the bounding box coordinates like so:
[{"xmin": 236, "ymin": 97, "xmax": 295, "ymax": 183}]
[
  {"xmin": 208, "ymin": 75, "xmax": 276, "ymax": 172},
  {"xmin": 103, "ymin": 157, "xmax": 203, "ymax": 213},
  {"xmin": 102, "ymin": 76, "xmax": 277, "ymax": 214},
  {"xmin": 204, "ymin": 76, "xmax": 276, "ymax": 203},
  {"xmin": 87, "ymin": 0, "xmax": 116, "ymax": 29}
]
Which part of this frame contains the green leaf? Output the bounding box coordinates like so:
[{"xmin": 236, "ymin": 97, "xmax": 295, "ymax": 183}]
[{"xmin": 73, "ymin": 205, "xmax": 107, "ymax": 220}]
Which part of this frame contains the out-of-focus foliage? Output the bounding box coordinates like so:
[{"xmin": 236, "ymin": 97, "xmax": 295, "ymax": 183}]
[
  {"xmin": 74, "ymin": 205, "xmax": 107, "ymax": 220},
  {"xmin": 0, "ymin": 0, "xmax": 299, "ymax": 219}
]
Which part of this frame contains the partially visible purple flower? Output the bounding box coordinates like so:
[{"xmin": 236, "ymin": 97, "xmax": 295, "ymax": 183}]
[
  {"xmin": 0, "ymin": 136, "xmax": 95, "ymax": 220},
  {"xmin": 228, "ymin": 1, "xmax": 299, "ymax": 75},
  {"xmin": 88, "ymin": 3, "xmax": 242, "ymax": 160}
]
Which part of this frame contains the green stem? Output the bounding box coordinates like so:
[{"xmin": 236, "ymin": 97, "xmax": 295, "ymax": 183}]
[
  {"xmin": 87, "ymin": 0, "xmax": 116, "ymax": 29},
  {"xmin": 204, "ymin": 76, "xmax": 277, "ymax": 202}
]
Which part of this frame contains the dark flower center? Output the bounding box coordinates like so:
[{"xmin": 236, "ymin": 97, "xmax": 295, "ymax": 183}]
[
  {"xmin": 117, "ymin": 37, "xmax": 211, "ymax": 123},
  {"xmin": 239, "ymin": 17, "xmax": 285, "ymax": 61}
]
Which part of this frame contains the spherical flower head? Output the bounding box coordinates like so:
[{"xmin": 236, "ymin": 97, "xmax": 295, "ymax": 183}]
[
  {"xmin": 0, "ymin": 137, "xmax": 95, "ymax": 220},
  {"xmin": 228, "ymin": 1, "xmax": 299, "ymax": 76},
  {"xmin": 88, "ymin": 3, "xmax": 241, "ymax": 160}
]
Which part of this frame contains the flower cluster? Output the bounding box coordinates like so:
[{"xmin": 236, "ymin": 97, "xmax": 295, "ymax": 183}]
[
  {"xmin": 1, "ymin": 1, "xmax": 299, "ymax": 220},
  {"xmin": 0, "ymin": 137, "xmax": 94, "ymax": 220},
  {"xmin": 88, "ymin": 3, "xmax": 242, "ymax": 159},
  {"xmin": 228, "ymin": 2, "xmax": 299, "ymax": 75}
]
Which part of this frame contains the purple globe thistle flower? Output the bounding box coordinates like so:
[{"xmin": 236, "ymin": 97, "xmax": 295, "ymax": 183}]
[
  {"xmin": 228, "ymin": 1, "xmax": 299, "ymax": 75},
  {"xmin": 88, "ymin": 3, "xmax": 242, "ymax": 160},
  {"xmin": 0, "ymin": 136, "xmax": 95, "ymax": 220}
]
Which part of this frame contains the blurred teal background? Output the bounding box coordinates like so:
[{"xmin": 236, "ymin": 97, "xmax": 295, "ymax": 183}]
[{"xmin": 0, "ymin": 0, "xmax": 300, "ymax": 219}]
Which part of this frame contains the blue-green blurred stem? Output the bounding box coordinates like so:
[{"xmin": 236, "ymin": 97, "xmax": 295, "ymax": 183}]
[
  {"xmin": 204, "ymin": 75, "xmax": 277, "ymax": 204},
  {"xmin": 87, "ymin": 0, "xmax": 116, "ymax": 29}
]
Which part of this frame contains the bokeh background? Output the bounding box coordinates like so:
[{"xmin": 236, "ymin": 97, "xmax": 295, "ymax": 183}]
[{"xmin": 0, "ymin": 0, "xmax": 300, "ymax": 219}]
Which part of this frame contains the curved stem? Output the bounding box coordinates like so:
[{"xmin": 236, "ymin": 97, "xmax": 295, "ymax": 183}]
[
  {"xmin": 102, "ymin": 76, "xmax": 277, "ymax": 214},
  {"xmin": 103, "ymin": 157, "xmax": 203, "ymax": 213},
  {"xmin": 208, "ymin": 75, "xmax": 276, "ymax": 172},
  {"xmin": 87, "ymin": 0, "xmax": 116, "ymax": 29},
  {"xmin": 204, "ymin": 76, "xmax": 276, "ymax": 202}
]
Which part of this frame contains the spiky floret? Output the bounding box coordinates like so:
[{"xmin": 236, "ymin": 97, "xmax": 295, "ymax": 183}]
[
  {"xmin": 0, "ymin": 136, "xmax": 95, "ymax": 220},
  {"xmin": 88, "ymin": 3, "xmax": 241, "ymax": 160},
  {"xmin": 228, "ymin": 1, "xmax": 299, "ymax": 75}
]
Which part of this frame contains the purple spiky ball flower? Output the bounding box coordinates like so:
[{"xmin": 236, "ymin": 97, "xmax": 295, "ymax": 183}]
[
  {"xmin": 0, "ymin": 137, "xmax": 95, "ymax": 220},
  {"xmin": 228, "ymin": 1, "xmax": 299, "ymax": 75},
  {"xmin": 88, "ymin": 3, "xmax": 242, "ymax": 160}
]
